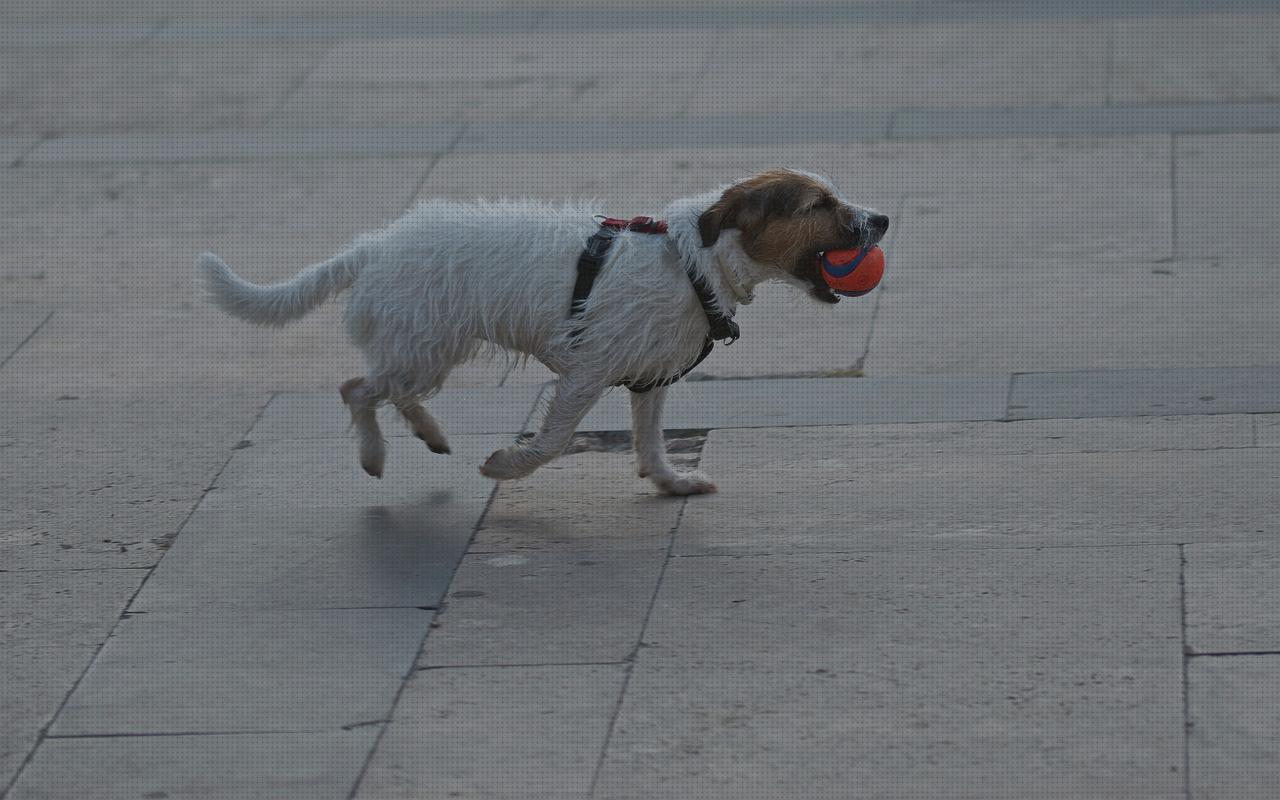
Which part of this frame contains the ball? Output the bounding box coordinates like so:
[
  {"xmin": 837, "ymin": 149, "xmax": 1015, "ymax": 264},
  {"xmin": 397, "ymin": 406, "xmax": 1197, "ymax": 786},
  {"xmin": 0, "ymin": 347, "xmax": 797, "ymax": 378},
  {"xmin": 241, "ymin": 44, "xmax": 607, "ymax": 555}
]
[{"xmin": 820, "ymin": 246, "xmax": 885, "ymax": 297}]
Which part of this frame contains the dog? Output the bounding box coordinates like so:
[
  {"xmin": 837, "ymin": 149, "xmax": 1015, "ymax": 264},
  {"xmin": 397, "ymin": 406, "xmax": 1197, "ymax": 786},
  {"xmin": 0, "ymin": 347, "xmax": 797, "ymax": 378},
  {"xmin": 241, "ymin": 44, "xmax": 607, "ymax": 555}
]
[{"xmin": 197, "ymin": 169, "xmax": 889, "ymax": 495}]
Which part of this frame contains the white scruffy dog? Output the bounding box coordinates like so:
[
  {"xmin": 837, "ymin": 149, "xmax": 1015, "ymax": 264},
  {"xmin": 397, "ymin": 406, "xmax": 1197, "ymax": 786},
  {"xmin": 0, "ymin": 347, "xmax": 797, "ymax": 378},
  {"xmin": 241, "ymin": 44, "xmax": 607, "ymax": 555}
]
[{"xmin": 197, "ymin": 169, "xmax": 888, "ymax": 495}]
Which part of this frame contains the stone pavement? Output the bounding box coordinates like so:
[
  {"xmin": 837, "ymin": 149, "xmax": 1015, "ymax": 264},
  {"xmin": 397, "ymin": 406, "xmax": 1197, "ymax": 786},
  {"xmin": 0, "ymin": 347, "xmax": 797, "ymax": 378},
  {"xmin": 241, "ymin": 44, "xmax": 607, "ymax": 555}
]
[{"xmin": 2, "ymin": 1, "xmax": 1280, "ymax": 798}]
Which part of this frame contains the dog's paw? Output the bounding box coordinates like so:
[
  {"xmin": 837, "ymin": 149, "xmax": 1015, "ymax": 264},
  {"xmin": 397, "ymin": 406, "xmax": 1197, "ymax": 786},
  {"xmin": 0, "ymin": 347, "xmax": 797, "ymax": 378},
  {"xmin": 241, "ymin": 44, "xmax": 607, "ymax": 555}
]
[
  {"xmin": 651, "ymin": 470, "xmax": 718, "ymax": 496},
  {"xmin": 414, "ymin": 431, "xmax": 451, "ymax": 455},
  {"xmin": 479, "ymin": 448, "xmax": 536, "ymax": 481},
  {"xmin": 359, "ymin": 438, "xmax": 387, "ymax": 479}
]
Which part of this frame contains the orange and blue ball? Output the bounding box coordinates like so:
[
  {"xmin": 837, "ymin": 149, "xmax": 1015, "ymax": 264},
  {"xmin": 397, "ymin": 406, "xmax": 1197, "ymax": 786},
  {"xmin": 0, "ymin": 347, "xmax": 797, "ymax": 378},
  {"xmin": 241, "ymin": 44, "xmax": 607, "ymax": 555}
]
[{"xmin": 820, "ymin": 246, "xmax": 885, "ymax": 297}]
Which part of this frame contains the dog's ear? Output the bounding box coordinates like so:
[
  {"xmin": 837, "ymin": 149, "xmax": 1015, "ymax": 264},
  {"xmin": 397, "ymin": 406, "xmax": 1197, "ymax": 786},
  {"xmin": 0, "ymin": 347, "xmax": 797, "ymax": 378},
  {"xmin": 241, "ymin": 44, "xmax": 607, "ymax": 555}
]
[
  {"xmin": 698, "ymin": 187, "xmax": 766, "ymax": 248},
  {"xmin": 698, "ymin": 196, "xmax": 732, "ymax": 247}
]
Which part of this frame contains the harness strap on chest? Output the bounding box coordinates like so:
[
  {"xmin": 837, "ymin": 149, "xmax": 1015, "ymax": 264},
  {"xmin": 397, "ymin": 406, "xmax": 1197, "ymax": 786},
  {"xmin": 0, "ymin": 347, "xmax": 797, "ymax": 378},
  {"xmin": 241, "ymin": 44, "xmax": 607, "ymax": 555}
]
[{"xmin": 568, "ymin": 216, "xmax": 739, "ymax": 393}]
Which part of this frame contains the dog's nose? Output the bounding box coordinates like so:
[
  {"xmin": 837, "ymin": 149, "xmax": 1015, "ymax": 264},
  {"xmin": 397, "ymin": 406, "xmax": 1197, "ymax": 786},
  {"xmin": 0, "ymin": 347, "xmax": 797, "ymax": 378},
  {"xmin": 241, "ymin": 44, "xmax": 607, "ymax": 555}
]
[{"xmin": 868, "ymin": 213, "xmax": 890, "ymax": 237}]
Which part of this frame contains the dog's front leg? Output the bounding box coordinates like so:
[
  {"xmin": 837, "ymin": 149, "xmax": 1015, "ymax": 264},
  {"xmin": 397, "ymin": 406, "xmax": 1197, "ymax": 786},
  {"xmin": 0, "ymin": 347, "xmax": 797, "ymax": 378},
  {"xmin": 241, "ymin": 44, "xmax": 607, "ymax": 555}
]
[
  {"xmin": 631, "ymin": 387, "xmax": 717, "ymax": 496},
  {"xmin": 480, "ymin": 375, "xmax": 603, "ymax": 481}
]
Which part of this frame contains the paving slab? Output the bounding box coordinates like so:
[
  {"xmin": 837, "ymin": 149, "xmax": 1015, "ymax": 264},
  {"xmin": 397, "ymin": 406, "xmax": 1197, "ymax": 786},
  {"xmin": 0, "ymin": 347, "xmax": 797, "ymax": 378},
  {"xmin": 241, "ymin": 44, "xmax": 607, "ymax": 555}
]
[
  {"xmin": 597, "ymin": 547, "xmax": 1182, "ymax": 798},
  {"xmin": 206, "ymin": 433, "xmax": 507, "ymax": 509},
  {"xmin": 357, "ymin": 665, "xmax": 624, "ymax": 799},
  {"xmin": 3, "ymin": 42, "xmax": 326, "ymax": 135},
  {"xmin": 531, "ymin": 0, "xmax": 1280, "ymax": 29},
  {"xmin": 573, "ymin": 375, "xmax": 1009, "ymax": 432},
  {"xmin": 0, "ymin": 231, "xmax": 342, "ymax": 307},
  {"xmin": 819, "ymin": 136, "xmax": 1165, "ymax": 224},
  {"xmin": 251, "ymin": 384, "xmax": 544, "ymax": 441},
  {"xmin": 130, "ymin": 502, "xmax": 480, "ymax": 612},
  {"xmin": 0, "ymin": 296, "xmax": 363, "ymax": 394},
  {"xmin": 310, "ymin": 32, "xmax": 709, "ymax": 85},
  {"xmin": 0, "ymin": 135, "xmax": 37, "ymax": 165},
  {"xmin": 0, "ymin": 45, "xmax": 136, "ymax": 133},
  {"xmin": 0, "ymin": 21, "xmax": 152, "ymax": 45},
  {"xmin": 1188, "ymin": 656, "xmax": 1280, "ymax": 800},
  {"xmin": 0, "ymin": 305, "xmax": 50, "ymax": 366},
  {"xmin": 1009, "ymin": 366, "xmax": 1280, "ymax": 420},
  {"xmin": 9, "ymin": 0, "xmax": 1266, "ymax": 40},
  {"xmin": 1111, "ymin": 13, "xmax": 1280, "ymax": 105},
  {"xmin": 0, "ymin": 568, "xmax": 141, "ymax": 651},
  {"xmin": 889, "ymin": 139, "xmax": 1171, "ymax": 268},
  {"xmin": 420, "ymin": 548, "xmax": 665, "ymax": 666},
  {"xmin": 0, "ymin": 570, "xmax": 142, "ymax": 790},
  {"xmin": 52, "ymin": 608, "xmax": 430, "ymax": 734},
  {"xmin": 689, "ymin": 21, "xmax": 1107, "ymax": 116},
  {"xmin": 1257, "ymin": 414, "xmax": 1280, "ymax": 446},
  {"xmin": 892, "ymin": 102, "xmax": 1280, "ymax": 140},
  {"xmin": 0, "ymin": 388, "xmax": 265, "ymax": 569},
  {"xmin": 688, "ymin": 282, "xmax": 877, "ymax": 378},
  {"xmin": 9, "ymin": 731, "xmax": 378, "ymax": 800},
  {"xmin": 866, "ymin": 262, "xmax": 1280, "ymax": 374},
  {"xmin": 453, "ymin": 112, "xmax": 892, "ymax": 153},
  {"xmin": 0, "ymin": 283, "xmax": 525, "ymax": 396},
  {"xmin": 1185, "ymin": 541, "xmax": 1280, "ymax": 655},
  {"xmin": 272, "ymin": 75, "xmax": 698, "ymax": 129},
  {"xmin": 421, "ymin": 137, "xmax": 1159, "ymax": 231},
  {"xmin": 685, "ymin": 415, "xmax": 1252, "ymax": 459},
  {"xmin": 472, "ymin": 449, "xmax": 689, "ymax": 552},
  {"xmin": 142, "ymin": 2, "xmax": 532, "ymax": 41},
  {"xmin": 1176, "ymin": 133, "xmax": 1280, "ymax": 262},
  {"xmin": 1, "ymin": 648, "xmax": 93, "ymax": 794},
  {"xmin": 0, "ymin": 160, "xmax": 428, "ymax": 241},
  {"xmin": 24, "ymin": 126, "xmax": 462, "ymax": 164},
  {"xmin": 418, "ymin": 144, "xmax": 851, "ymax": 209},
  {"xmin": 676, "ymin": 424, "xmax": 1280, "ymax": 555}
]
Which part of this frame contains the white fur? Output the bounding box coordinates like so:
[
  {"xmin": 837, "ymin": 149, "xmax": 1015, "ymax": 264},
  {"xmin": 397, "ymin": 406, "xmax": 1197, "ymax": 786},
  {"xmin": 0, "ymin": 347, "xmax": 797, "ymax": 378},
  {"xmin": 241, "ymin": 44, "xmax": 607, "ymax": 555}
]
[{"xmin": 196, "ymin": 175, "xmax": 875, "ymax": 494}]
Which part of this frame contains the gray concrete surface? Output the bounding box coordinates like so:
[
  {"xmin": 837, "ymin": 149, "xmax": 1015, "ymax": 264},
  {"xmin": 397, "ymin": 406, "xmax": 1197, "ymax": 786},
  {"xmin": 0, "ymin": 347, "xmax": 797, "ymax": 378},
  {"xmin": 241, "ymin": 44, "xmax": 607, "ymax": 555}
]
[
  {"xmin": 598, "ymin": 547, "xmax": 1183, "ymax": 798},
  {"xmin": 3, "ymin": 1, "xmax": 1279, "ymax": 798},
  {"xmin": 9, "ymin": 732, "xmax": 379, "ymax": 800},
  {"xmin": 1187, "ymin": 657, "xmax": 1280, "ymax": 800}
]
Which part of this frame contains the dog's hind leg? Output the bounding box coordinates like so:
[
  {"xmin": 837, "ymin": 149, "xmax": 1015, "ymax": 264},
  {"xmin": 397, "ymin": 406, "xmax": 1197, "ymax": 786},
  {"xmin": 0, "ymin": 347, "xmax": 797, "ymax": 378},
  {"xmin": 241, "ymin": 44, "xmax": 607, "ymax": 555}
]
[
  {"xmin": 630, "ymin": 386, "xmax": 717, "ymax": 496},
  {"xmin": 395, "ymin": 401, "xmax": 451, "ymax": 455},
  {"xmin": 340, "ymin": 376, "xmax": 388, "ymax": 478},
  {"xmin": 480, "ymin": 374, "xmax": 603, "ymax": 481}
]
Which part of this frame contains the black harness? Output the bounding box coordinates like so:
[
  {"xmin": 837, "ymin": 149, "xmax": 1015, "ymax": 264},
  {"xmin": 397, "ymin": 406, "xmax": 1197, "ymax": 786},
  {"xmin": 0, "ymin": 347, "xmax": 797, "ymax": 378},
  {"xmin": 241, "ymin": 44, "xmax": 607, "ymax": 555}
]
[{"xmin": 569, "ymin": 216, "xmax": 740, "ymax": 393}]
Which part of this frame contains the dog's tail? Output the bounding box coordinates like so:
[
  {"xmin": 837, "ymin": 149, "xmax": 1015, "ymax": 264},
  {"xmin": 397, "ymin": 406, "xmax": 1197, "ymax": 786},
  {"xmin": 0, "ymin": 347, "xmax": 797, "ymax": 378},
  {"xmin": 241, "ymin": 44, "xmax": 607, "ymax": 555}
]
[{"xmin": 195, "ymin": 248, "xmax": 365, "ymax": 326}]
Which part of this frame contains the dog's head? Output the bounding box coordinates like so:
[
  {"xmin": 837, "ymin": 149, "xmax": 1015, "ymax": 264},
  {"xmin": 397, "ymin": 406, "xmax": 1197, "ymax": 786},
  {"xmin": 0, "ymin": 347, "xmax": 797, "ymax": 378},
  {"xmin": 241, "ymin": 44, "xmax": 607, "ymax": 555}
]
[{"xmin": 697, "ymin": 170, "xmax": 889, "ymax": 303}]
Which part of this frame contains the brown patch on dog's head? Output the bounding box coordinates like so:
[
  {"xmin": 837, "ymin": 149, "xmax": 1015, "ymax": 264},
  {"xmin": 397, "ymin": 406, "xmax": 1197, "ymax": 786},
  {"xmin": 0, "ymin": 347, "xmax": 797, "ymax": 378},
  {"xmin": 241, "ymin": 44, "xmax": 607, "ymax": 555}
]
[{"xmin": 698, "ymin": 170, "xmax": 876, "ymax": 303}]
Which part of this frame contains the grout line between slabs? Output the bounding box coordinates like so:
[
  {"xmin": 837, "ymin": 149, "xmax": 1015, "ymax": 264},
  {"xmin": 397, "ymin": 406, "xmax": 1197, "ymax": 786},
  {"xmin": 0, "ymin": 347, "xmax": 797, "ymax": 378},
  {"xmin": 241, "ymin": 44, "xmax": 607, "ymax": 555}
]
[
  {"xmin": 344, "ymin": 478, "xmax": 503, "ymax": 800},
  {"xmin": 0, "ymin": 390, "xmax": 276, "ymax": 800},
  {"xmin": 1169, "ymin": 132, "xmax": 1180, "ymax": 259},
  {"xmin": 672, "ymin": 30, "xmax": 721, "ymax": 121},
  {"xmin": 1002, "ymin": 372, "xmax": 1019, "ymax": 421},
  {"xmin": 258, "ymin": 40, "xmax": 335, "ymax": 131},
  {"xmin": 586, "ymin": 440, "xmax": 705, "ymax": 795},
  {"xmin": 44, "ymin": 729, "xmax": 337, "ymax": 740},
  {"xmin": 673, "ymin": 539, "xmax": 1244, "ymax": 558},
  {"xmin": 1178, "ymin": 543, "xmax": 1191, "ymax": 800},
  {"xmin": 17, "ymin": 101, "xmax": 1280, "ymax": 166},
  {"xmin": 0, "ymin": 310, "xmax": 54, "ymax": 369},
  {"xmin": 1103, "ymin": 21, "xmax": 1116, "ymax": 107},
  {"xmin": 339, "ymin": 51, "xmax": 528, "ymax": 786},
  {"xmin": 417, "ymin": 660, "xmax": 629, "ymax": 671},
  {"xmin": 8, "ymin": 135, "xmax": 50, "ymax": 168},
  {"xmin": 400, "ymin": 123, "xmax": 469, "ymax": 214},
  {"xmin": 6, "ymin": 0, "xmax": 1278, "ymax": 45}
]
